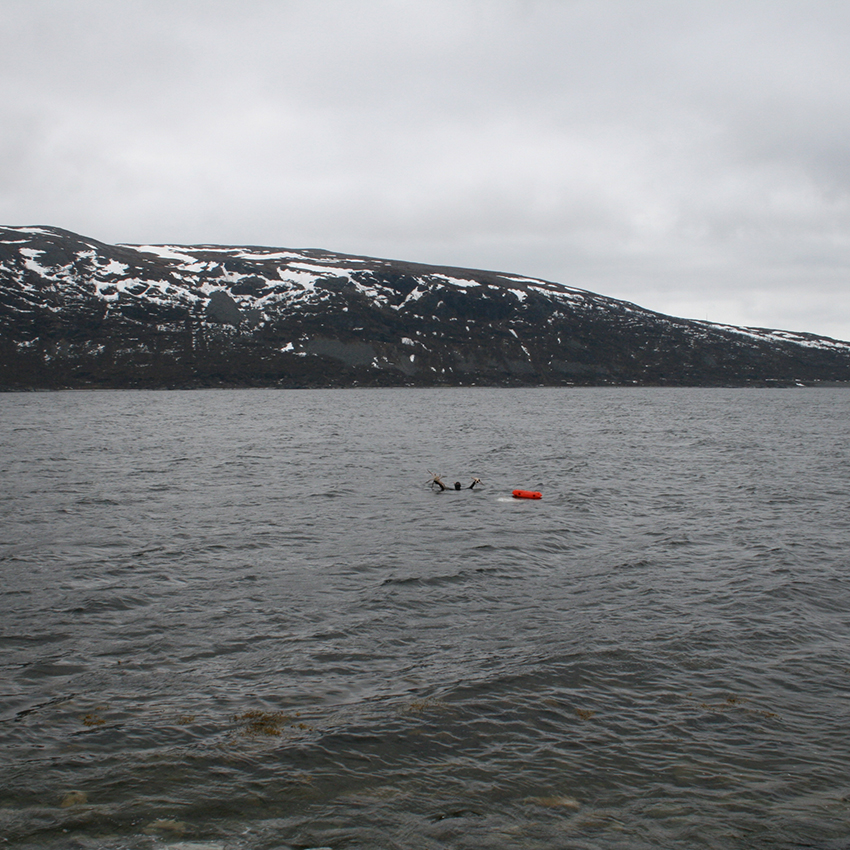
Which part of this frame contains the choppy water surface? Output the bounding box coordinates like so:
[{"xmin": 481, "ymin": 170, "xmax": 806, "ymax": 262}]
[{"xmin": 2, "ymin": 388, "xmax": 850, "ymax": 850}]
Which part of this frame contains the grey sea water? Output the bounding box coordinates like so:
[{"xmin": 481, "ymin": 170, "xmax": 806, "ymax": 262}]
[{"xmin": 2, "ymin": 387, "xmax": 850, "ymax": 850}]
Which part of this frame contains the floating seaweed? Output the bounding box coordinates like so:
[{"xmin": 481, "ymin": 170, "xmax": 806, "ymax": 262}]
[
  {"xmin": 528, "ymin": 795, "xmax": 581, "ymax": 810},
  {"xmin": 399, "ymin": 697, "xmax": 449, "ymax": 715},
  {"xmin": 233, "ymin": 710, "xmax": 314, "ymax": 737},
  {"xmin": 60, "ymin": 790, "xmax": 88, "ymax": 808},
  {"xmin": 696, "ymin": 693, "xmax": 779, "ymax": 720},
  {"xmin": 142, "ymin": 818, "xmax": 187, "ymax": 836}
]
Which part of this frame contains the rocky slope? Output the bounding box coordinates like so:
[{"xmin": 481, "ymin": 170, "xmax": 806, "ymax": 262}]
[{"xmin": 2, "ymin": 225, "xmax": 849, "ymax": 389}]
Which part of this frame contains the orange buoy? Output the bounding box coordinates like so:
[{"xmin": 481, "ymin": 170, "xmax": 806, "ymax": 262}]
[{"xmin": 512, "ymin": 489, "xmax": 542, "ymax": 500}]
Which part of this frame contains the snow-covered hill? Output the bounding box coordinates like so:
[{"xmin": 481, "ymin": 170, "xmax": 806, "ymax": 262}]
[{"xmin": 2, "ymin": 225, "xmax": 849, "ymax": 389}]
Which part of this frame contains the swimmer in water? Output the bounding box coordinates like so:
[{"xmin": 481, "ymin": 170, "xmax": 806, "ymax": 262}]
[{"xmin": 429, "ymin": 473, "xmax": 482, "ymax": 491}]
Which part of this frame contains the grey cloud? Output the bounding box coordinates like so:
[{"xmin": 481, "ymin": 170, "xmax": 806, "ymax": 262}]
[{"xmin": 2, "ymin": 0, "xmax": 849, "ymax": 338}]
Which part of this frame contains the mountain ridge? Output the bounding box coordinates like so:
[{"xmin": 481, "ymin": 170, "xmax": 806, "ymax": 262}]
[{"xmin": 2, "ymin": 224, "xmax": 849, "ymax": 389}]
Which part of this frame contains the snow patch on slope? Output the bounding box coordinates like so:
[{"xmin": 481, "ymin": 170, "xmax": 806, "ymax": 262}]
[
  {"xmin": 701, "ymin": 322, "xmax": 850, "ymax": 352},
  {"xmin": 130, "ymin": 245, "xmax": 201, "ymax": 264},
  {"xmin": 429, "ymin": 274, "xmax": 480, "ymax": 289}
]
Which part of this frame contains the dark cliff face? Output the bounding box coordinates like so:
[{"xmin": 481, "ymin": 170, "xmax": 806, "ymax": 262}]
[{"xmin": 2, "ymin": 225, "xmax": 849, "ymax": 389}]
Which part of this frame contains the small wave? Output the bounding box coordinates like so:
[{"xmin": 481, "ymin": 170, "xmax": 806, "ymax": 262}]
[
  {"xmin": 381, "ymin": 567, "xmax": 499, "ymax": 588},
  {"xmin": 75, "ymin": 496, "xmax": 121, "ymax": 506},
  {"xmin": 0, "ymin": 632, "xmax": 69, "ymax": 648},
  {"xmin": 67, "ymin": 593, "xmax": 150, "ymax": 614},
  {"xmin": 13, "ymin": 693, "xmax": 77, "ymax": 721}
]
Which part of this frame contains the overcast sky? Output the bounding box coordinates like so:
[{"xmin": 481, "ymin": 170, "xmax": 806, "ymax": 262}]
[{"xmin": 2, "ymin": 1, "xmax": 850, "ymax": 339}]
